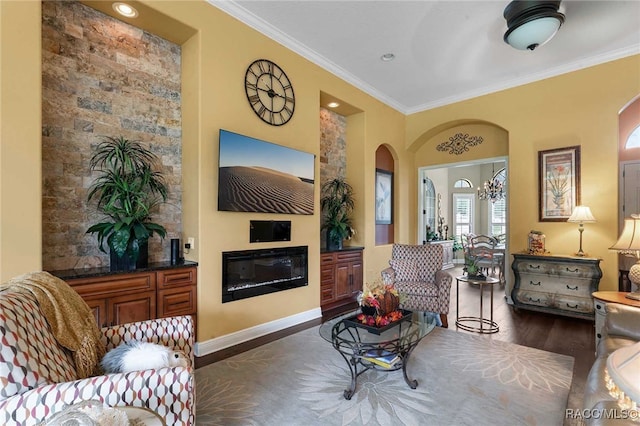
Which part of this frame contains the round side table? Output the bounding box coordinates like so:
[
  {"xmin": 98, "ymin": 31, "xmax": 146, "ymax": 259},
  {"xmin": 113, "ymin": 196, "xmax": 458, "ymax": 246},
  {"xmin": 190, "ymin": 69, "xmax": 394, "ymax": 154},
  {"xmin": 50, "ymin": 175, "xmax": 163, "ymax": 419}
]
[{"xmin": 456, "ymin": 275, "xmax": 501, "ymax": 334}]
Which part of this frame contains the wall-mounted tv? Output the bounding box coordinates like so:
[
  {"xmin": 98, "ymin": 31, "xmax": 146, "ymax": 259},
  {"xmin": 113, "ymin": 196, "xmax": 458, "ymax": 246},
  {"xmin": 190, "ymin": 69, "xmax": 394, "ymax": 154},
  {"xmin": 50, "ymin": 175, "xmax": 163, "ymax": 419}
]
[{"xmin": 218, "ymin": 129, "xmax": 315, "ymax": 215}]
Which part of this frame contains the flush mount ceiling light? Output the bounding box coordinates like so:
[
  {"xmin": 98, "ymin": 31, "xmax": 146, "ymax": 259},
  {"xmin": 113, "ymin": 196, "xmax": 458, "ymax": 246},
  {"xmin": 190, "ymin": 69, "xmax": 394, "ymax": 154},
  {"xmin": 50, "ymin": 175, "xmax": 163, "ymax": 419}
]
[
  {"xmin": 327, "ymin": 102, "xmax": 340, "ymax": 108},
  {"xmin": 503, "ymin": 0, "xmax": 565, "ymax": 51},
  {"xmin": 112, "ymin": 2, "xmax": 138, "ymax": 18},
  {"xmin": 380, "ymin": 53, "xmax": 395, "ymax": 62}
]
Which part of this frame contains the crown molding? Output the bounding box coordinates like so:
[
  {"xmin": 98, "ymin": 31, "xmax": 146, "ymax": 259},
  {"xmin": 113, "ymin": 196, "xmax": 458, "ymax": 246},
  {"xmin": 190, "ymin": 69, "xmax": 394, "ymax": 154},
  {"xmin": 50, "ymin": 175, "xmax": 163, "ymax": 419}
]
[{"xmin": 208, "ymin": 0, "xmax": 639, "ymax": 116}]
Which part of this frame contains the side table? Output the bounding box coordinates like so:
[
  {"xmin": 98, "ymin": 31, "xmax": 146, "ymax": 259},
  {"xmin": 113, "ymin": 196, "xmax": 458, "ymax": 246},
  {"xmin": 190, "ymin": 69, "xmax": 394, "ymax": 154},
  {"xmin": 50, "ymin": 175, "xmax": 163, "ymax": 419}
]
[
  {"xmin": 456, "ymin": 275, "xmax": 501, "ymax": 334},
  {"xmin": 592, "ymin": 291, "xmax": 640, "ymax": 348}
]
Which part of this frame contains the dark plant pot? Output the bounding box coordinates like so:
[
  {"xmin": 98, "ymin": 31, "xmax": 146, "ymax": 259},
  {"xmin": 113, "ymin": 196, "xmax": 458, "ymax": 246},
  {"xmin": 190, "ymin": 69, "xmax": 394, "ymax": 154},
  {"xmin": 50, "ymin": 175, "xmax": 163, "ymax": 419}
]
[
  {"xmin": 109, "ymin": 240, "xmax": 149, "ymax": 271},
  {"xmin": 326, "ymin": 229, "xmax": 343, "ymax": 251}
]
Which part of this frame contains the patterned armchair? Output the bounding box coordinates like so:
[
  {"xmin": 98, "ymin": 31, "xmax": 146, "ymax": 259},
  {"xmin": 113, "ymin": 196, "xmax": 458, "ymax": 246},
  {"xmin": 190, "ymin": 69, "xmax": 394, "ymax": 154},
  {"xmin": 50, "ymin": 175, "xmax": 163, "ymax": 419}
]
[
  {"xmin": 381, "ymin": 243, "xmax": 453, "ymax": 327},
  {"xmin": 0, "ymin": 286, "xmax": 194, "ymax": 425}
]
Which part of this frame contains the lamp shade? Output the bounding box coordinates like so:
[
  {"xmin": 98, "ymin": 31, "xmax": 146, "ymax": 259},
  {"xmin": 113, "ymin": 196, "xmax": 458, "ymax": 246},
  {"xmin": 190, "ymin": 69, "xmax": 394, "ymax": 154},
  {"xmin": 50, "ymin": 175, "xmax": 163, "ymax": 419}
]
[
  {"xmin": 610, "ymin": 215, "xmax": 640, "ymax": 253},
  {"xmin": 503, "ymin": 1, "xmax": 565, "ymax": 51},
  {"xmin": 568, "ymin": 206, "xmax": 596, "ymax": 223},
  {"xmin": 606, "ymin": 341, "xmax": 640, "ymax": 409}
]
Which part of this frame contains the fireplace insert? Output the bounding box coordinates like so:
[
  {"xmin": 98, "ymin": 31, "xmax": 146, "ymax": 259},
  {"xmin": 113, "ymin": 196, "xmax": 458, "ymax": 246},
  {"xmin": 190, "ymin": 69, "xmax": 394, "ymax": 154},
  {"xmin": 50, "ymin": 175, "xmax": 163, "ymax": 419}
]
[{"xmin": 222, "ymin": 246, "xmax": 308, "ymax": 302}]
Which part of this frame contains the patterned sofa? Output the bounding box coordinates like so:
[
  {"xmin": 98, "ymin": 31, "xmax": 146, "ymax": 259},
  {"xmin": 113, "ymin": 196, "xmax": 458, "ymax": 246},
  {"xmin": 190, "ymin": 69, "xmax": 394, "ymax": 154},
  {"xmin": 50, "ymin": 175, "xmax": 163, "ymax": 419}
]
[
  {"xmin": 0, "ymin": 280, "xmax": 195, "ymax": 425},
  {"xmin": 381, "ymin": 243, "xmax": 453, "ymax": 327}
]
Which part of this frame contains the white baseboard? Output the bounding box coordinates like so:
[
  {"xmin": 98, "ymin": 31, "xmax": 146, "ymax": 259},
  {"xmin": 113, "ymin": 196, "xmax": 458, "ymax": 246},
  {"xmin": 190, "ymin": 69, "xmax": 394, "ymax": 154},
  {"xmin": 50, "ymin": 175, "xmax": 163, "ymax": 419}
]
[{"xmin": 194, "ymin": 307, "xmax": 322, "ymax": 357}]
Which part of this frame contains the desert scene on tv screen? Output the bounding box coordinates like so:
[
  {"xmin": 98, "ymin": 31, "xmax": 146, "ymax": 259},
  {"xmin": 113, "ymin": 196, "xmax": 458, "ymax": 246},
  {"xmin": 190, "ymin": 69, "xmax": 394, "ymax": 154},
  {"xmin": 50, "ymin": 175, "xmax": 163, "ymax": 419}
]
[{"xmin": 218, "ymin": 130, "xmax": 315, "ymax": 215}]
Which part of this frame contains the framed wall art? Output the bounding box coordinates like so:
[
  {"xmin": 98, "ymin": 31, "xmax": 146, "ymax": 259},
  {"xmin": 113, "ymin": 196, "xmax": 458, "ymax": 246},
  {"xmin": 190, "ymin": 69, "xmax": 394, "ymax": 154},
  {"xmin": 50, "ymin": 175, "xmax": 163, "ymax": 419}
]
[
  {"xmin": 375, "ymin": 169, "xmax": 393, "ymax": 225},
  {"xmin": 538, "ymin": 145, "xmax": 581, "ymax": 222}
]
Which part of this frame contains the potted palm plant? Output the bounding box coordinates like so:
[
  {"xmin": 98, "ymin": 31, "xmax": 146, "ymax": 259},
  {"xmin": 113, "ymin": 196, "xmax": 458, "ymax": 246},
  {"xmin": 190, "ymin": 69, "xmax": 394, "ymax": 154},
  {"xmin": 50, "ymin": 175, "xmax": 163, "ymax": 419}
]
[
  {"xmin": 86, "ymin": 136, "xmax": 168, "ymax": 271},
  {"xmin": 320, "ymin": 178, "xmax": 356, "ymax": 251}
]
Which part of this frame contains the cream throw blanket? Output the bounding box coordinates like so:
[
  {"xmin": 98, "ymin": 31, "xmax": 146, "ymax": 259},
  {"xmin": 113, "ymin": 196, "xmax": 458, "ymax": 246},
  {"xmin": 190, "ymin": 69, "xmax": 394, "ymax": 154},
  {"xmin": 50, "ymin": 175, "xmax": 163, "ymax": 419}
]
[{"xmin": 0, "ymin": 271, "xmax": 105, "ymax": 378}]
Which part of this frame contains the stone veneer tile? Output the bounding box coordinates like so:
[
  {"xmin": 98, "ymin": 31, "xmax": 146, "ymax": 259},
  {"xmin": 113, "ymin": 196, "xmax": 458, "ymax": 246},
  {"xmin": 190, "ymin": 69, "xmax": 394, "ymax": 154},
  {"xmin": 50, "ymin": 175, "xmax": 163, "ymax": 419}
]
[{"xmin": 42, "ymin": 1, "xmax": 182, "ymax": 270}]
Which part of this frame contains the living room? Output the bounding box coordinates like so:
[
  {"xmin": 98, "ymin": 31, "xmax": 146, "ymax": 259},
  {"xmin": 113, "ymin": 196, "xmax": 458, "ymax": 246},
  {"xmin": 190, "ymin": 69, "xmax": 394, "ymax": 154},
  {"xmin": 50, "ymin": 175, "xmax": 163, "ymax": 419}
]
[{"xmin": 1, "ymin": 0, "xmax": 639, "ymax": 424}]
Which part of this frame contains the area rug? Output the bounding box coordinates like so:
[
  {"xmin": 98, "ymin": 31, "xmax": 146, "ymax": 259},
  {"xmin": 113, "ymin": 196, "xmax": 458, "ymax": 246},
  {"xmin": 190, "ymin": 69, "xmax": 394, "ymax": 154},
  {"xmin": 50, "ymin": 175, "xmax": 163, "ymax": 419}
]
[{"xmin": 195, "ymin": 326, "xmax": 574, "ymax": 425}]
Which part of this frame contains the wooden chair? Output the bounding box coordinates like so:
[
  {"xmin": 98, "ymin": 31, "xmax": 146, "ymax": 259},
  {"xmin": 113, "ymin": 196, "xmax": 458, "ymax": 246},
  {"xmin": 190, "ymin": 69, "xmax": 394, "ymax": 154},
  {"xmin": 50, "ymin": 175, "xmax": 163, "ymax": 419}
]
[{"xmin": 469, "ymin": 234, "xmax": 498, "ymax": 276}]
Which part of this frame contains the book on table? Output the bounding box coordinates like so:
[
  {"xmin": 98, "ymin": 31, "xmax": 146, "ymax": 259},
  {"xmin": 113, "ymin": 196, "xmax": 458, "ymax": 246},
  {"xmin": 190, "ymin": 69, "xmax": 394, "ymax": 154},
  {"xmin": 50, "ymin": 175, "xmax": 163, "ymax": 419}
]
[{"xmin": 362, "ymin": 349, "xmax": 400, "ymax": 368}]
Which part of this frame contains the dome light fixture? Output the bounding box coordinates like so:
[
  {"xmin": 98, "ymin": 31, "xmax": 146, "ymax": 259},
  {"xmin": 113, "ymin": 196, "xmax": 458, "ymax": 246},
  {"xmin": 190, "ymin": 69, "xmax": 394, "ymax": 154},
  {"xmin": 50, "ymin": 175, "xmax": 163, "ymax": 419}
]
[
  {"xmin": 503, "ymin": 0, "xmax": 565, "ymax": 51},
  {"xmin": 112, "ymin": 2, "xmax": 139, "ymax": 18}
]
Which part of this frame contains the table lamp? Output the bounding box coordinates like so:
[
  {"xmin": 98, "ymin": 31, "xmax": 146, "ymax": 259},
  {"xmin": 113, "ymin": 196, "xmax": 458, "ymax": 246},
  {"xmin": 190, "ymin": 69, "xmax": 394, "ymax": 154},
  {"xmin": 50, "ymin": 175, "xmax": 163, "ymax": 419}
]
[
  {"xmin": 610, "ymin": 214, "xmax": 640, "ymax": 301},
  {"xmin": 605, "ymin": 341, "xmax": 640, "ymax": 415},
  {"xmin": 568, "ymin": 206, "xmax": 596, "ymax": 257}
]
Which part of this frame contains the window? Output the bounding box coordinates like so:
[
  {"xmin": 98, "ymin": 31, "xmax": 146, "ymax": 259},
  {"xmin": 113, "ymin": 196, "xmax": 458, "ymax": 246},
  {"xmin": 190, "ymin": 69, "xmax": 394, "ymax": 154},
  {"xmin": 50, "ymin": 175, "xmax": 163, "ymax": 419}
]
[
  {"xmin": 424, "ymin": 178, "xmax": 436, "ymax": 233},
  {"xmin": 453, "ymin": 194, "xmax": 474, "ymax": 238},
  {"xmin": 489, "ymin": 168, "xmax": 506, "ymax": 235},
  {"xmin": 454, "ymin": 179, "xmax": 472, "ymax": 188},
  {"xmin": 626, "ymin": 125, "xmax": 640, "ymax": 149}
]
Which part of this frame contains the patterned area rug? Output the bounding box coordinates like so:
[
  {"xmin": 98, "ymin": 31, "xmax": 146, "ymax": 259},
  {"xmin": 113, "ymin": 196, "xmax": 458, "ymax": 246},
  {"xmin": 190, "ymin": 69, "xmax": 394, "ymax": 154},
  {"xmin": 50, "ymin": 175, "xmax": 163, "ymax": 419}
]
[{"xmin": 195, "ymin": 326, "xmax": 574, "ymax": 425}]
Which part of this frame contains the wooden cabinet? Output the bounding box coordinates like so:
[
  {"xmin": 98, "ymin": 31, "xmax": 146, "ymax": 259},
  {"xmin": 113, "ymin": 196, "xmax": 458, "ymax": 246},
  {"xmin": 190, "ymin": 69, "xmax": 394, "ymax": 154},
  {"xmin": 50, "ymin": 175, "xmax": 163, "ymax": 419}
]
[
  {"xmin": 511, "ymin": 253, "xmax": 602, "ymax": 320},
  {"xmin": 429, "ymin": 240, "xmax": 454, "ymax": 269},
  {"xmin": 321, "ymin": 248, "xmax": 363, "ymax": 311},
  {"xmin": 53, "ymin": 262, "xmax": 197, "ymax": 331}
]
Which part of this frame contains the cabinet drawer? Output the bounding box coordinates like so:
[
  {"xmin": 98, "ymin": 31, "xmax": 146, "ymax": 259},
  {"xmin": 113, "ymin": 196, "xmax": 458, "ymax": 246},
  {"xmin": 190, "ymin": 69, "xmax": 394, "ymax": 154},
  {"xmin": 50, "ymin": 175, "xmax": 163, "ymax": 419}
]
[
  {"xmin": 157, "ymin": 267, "xmax": 197, "ymax": 289},
  {"xmin": 336, "ymin": 250, "xmax": 362, "ymax": 262},
  {"xmin": 553, "ymin": 263, "xmax": 598, "ymax": 279},
  {"xmin": 158, "ymin": 286, "xmax": 196, "ymax": 317},
  {"xmin": 68, "ymin": 273, "xmax": 156, "ymax": 297},
  {"xmin": 515, "ymin": 290, "xmax": 551, "ymax": 307},
  {"xmin": 518, "ymin": 274, "xmax": 592, "ymax": 297},
  {"xmin": 555, "ymin": 295, "xmax": 593, "ymax": 314}
]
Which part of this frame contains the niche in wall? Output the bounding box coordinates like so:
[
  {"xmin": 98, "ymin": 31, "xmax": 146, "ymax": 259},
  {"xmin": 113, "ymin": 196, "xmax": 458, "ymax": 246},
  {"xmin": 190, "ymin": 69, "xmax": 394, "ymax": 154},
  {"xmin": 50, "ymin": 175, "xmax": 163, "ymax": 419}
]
[
  {"xmin": 41, "ymin": 0, "xmax": 183, "ymax": 270},
  {"xmin": 375, "ymin": 145, "xmax": 394, "ymax": 245}
]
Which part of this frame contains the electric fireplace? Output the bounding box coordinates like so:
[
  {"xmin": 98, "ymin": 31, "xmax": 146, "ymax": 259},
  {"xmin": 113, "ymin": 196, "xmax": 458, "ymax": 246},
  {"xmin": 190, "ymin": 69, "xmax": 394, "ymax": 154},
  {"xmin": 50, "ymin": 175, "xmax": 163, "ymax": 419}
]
[{"xmin": 222, "ymin": 246, "xmax": 308, "ymax": 303}]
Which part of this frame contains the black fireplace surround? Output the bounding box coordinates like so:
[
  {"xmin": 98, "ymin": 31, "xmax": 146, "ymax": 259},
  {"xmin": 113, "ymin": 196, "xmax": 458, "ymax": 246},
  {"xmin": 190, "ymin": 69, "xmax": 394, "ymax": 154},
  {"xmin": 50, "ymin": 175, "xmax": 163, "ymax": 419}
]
[{"xmin": 222, "ymin": 246, "xmax": 308, "ymax": 303}]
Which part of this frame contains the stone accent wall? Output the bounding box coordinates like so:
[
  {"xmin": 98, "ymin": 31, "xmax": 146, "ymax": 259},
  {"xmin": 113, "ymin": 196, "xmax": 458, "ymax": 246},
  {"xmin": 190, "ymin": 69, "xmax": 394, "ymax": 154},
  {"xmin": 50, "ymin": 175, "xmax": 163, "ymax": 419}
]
[
  {"xmin": 319, "ymin": 107, "xmax": 347, "ymax": 246},
  {"xmin": 41, "ymin": 1, "xmax": 182, "ymax": 270}
]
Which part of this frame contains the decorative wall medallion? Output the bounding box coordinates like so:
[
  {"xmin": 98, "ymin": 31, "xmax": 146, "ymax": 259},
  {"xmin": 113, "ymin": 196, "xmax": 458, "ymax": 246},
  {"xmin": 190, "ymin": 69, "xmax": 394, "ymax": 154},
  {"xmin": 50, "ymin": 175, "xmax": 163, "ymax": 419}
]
[{"xmin": 436, "ymin": 133, "xmax": 483, "ymax": 155}]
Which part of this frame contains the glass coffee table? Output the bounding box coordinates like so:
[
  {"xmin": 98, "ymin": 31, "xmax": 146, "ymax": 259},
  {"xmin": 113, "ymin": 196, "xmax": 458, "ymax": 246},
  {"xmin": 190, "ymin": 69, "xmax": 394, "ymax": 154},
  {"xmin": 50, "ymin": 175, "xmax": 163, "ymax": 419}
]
[{"xmin": 319, "ymin": 309, "xmax": 437, "ymax": 400}]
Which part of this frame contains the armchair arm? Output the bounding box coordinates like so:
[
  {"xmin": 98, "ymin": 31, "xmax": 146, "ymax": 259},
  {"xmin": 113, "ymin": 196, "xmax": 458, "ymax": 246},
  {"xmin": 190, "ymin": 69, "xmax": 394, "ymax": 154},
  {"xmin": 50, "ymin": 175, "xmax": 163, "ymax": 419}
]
[
  {"xmin": 603, "ymin": 303, "xmax": 640, "ymax": 341},
  {"xmin": 381, "ymin": 267, "xmax": 396, "ymax": 285},
  {"xmin": 435, "ymin": 269, "xmax": 453, "ymax": 289},
  {"xmin": 0, "ymin": 367, "xmax": 194, "ymax": 426},
  {"xmin": 102, "ymin": 315, "xmax": 194, "ymax": 363}
]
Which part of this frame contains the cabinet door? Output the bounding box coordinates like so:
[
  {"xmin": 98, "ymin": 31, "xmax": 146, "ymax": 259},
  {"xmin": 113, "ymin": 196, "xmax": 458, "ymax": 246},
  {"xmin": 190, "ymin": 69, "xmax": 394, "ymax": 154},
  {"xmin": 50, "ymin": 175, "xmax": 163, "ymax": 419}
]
[
  {"xmin": 350, "ymin": 260, "xmax": 363, "ymax": 296},
  {"xmin": 335, "ymin": 263, "xmax": 352, "ymax": 299},
  {"xmin": 108, "ymin": 291, "xmax": 156, "ymax": 326},
  {"xmin": 158, "ymin": 286, "xmax": 197, "ymax": 318},
  {"xmin": 85, "ymin": 298, "xmax": 108, "ymax": 328}
]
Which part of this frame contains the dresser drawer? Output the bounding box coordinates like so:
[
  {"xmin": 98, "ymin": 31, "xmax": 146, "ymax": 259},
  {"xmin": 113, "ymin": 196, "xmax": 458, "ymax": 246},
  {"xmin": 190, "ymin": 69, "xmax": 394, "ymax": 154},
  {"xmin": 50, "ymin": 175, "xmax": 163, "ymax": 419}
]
[
  {"xmin": 554, "ymin": 295, "xmax": 593, "ymax": 314},
  {"xmin": 553, "ymin": 262, "xmax": 599, "ymax": 279},
  {"xmin": 515, "ymin": 290, "xmax": 551, "ymax": 307},
  {"xmin": 519, "ymin": 274, "xmax": 592, "ymax": 297}
]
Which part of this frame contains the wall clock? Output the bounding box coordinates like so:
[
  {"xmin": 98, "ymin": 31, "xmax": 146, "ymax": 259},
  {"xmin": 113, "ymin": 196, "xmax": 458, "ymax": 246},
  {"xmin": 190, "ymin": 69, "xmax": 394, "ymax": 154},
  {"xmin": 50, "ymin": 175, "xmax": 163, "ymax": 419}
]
[{"xmin": 244, "ymin": 59, "xmax": 295, "ymax": 126}]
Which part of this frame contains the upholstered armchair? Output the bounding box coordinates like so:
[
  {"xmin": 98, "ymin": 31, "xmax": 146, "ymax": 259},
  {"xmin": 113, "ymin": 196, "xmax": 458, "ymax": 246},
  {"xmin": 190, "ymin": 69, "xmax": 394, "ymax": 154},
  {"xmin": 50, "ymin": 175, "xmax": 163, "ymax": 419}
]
[
  {"xmin": 381, "ymin": 243, "xmax": 453, "ymax": 327},
  {"xmin": 0, "ymin": 285, "xmax": 195, "ymax": 425}
]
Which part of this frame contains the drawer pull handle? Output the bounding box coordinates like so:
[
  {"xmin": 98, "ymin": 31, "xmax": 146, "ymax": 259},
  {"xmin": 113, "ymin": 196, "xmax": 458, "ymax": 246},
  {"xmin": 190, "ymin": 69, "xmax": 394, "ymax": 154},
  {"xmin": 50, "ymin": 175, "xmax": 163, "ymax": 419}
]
[
  {"xmin": 596, "ymin": 305, "xmax": 602, "ymax": 310},
  {"xmin": 529, "ymin": 281, "xmax": 541, "ymax": 286},
  {"xmin": 566, "ymin": 267, "xmax": 579, "ymax": 273},
  {"xmin": 566, "ymin": 285, "xmax": 579, "ymax": 291},
  {"xmin": 529, "ymin": 264, "xmax": 541, "ymax": 269},
  {"xmin": 527, "ymin": 297, "xmax": 541, "ymax": 303},
  {"xmin": 566, "ymin": 303, "xmax": 578, "ymax": 309}
]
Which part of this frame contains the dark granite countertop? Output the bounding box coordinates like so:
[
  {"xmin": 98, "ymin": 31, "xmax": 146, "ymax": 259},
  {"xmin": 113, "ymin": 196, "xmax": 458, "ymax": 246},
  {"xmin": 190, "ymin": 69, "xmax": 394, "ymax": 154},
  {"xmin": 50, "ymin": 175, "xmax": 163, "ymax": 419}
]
[
  {"xmin": 49, "ymin": 260, "xmax": 198, "ymax": 280},
  {"xmin": 321, "ymin": 246, "xmax": 364, "ymax": 254}
]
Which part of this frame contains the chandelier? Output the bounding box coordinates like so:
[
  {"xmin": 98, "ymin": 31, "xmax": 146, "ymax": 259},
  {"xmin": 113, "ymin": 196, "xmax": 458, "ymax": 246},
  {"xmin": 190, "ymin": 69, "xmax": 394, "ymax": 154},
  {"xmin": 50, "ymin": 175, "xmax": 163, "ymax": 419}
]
[{"xmin": 477, "ymin": 166, "xmax": 505, "ymax": 203}]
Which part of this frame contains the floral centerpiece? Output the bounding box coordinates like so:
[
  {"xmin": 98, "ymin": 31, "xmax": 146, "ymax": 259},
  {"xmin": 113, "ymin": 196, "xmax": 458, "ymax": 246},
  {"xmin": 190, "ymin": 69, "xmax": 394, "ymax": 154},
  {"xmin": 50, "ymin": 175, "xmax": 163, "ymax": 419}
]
[{"xmin": 356, "ymin": 281, "xmax": 406, "ymax": 327}]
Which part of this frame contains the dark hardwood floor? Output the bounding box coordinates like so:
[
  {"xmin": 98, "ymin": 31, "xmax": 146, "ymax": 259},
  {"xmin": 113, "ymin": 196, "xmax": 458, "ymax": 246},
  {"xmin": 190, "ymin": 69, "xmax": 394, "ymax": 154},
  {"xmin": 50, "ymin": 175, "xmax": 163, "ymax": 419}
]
[{"xmin": 196, "ymin": 265, "xmax": 594, "ymax": 425}]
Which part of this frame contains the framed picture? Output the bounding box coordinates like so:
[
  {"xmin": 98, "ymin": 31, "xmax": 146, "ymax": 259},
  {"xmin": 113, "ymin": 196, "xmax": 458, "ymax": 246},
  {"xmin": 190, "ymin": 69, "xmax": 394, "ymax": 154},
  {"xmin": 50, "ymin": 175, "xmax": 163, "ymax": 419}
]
[
  {"xmin": 375, "ymin": 169, "xmax": 393, "ymax": 224},
  {"xmin": 538, "ymin": 146, "xmax": 581, "ymax": 222}
]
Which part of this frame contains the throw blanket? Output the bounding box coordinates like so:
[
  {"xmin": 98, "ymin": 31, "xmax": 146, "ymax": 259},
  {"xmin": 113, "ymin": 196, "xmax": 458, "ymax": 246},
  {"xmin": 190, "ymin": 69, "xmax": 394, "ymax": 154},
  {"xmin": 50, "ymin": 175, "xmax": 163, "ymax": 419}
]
[{"xmin": 0, "ymin": 271, "xmax": 105, "ymax": 378}]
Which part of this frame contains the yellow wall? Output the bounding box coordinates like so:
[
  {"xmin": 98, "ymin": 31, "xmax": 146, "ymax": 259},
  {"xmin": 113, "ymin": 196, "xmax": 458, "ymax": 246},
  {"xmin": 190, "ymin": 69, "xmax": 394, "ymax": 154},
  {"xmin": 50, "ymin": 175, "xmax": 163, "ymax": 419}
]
[
  {"xmin": 1, "ymin": 1, "xmax": 637, "ymax": 343},
  {"xmin": 407, "ymin": 55, "xmax": 640, "ymax": 291}
]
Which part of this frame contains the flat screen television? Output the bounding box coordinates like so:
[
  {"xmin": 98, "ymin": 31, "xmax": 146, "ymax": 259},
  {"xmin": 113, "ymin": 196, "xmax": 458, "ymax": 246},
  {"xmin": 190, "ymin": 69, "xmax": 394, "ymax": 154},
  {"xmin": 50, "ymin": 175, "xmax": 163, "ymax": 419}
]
[{"xmin": 218, "ymin": 129, "xmax": 315, "ymax": 215}]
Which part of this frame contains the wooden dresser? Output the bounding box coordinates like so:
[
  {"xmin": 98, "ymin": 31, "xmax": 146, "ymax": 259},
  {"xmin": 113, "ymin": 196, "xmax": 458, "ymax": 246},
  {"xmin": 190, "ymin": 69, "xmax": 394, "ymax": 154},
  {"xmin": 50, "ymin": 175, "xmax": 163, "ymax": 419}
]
[
  {"xmin": 511, "ymin": 253, "xmax": 602, "ymax": 320},
  {"xmin": 320, "ymin": 247, "xmax": 363, "ymax": 312},
  {"xmin": 51, "ymin": 261, "xmax": 198, "ymax": 331}
]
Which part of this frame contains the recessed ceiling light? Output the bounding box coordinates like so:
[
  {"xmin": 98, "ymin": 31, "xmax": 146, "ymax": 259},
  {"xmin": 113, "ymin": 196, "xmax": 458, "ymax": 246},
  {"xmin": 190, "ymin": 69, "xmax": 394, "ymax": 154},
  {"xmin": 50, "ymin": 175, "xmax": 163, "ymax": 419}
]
[
  {"xmin": 327, "ymin": 102, "xmax": 340, "ymax": 108},
  {"xmin": 112, "ymin": 2, "xmax": 138, "ymax": 18},
  {"xmin": 380, "ymin": 53, "xmax": 395, "ymax": 62}
]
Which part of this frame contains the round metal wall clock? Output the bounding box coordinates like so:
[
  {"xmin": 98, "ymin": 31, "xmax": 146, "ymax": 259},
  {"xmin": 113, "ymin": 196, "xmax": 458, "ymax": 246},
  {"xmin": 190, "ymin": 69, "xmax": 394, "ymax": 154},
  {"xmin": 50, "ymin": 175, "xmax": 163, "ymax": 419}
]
[{"xmin": 244, "ymin": 59, "xmax": 295, "ymax": 126}]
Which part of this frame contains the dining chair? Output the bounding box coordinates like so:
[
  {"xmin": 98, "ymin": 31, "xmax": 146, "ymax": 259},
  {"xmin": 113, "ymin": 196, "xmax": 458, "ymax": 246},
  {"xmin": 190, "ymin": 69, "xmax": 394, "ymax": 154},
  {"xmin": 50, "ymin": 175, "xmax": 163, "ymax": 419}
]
[{"xmin": 469, "ymin": 234, "xmax": 498, "ymax": 276}]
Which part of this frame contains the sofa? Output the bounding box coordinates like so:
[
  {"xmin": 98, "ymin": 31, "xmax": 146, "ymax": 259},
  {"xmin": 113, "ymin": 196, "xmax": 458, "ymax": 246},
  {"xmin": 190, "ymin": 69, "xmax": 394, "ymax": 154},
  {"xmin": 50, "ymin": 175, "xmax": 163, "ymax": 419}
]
[
  {"xmin": 0, "ymin": 273, "xmax": 195, "ymax": 425},
  {"xmin": 583, "ymin": 302, "xmax": 640, "ymax": 425}
]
